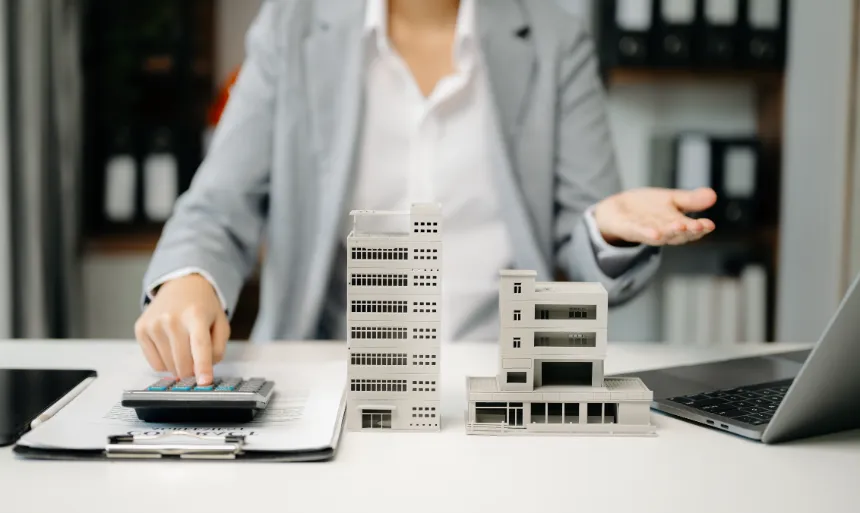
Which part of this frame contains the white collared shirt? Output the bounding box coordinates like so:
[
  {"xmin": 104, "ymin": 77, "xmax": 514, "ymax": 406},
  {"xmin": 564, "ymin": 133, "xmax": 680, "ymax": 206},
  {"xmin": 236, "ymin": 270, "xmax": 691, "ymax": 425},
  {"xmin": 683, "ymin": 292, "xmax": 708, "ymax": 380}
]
[
  {"xmin": 346, "ymin": 0, "xmax": 512, "ymax": 342},
  {"xmin": 149, "ymin": 0, "xmax": 645, "ymax": 342}
]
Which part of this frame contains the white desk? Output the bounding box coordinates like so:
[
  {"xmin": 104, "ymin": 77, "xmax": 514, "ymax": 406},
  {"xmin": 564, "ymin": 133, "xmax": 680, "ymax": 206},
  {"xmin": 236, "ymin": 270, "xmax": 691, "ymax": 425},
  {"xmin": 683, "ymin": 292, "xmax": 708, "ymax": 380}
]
[{"xmin": 1, "ymin": 339, "xmax": 857, "ymax": 513}]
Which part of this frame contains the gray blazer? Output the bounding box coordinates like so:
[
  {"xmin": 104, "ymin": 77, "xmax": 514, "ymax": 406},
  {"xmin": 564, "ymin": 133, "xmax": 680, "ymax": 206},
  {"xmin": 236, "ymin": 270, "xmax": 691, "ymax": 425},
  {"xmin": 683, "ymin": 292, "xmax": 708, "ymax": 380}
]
[{"xmin": 142, "ymin": 0, "xmax": 661, "ymax": 342}]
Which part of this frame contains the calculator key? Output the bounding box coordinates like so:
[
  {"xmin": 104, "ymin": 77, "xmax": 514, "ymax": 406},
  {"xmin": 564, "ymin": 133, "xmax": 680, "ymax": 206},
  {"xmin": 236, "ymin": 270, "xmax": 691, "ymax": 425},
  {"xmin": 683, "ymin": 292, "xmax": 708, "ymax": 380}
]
[
  {"xmin": 238, "ymin": 378, "xmax": 265, "ymax": 392},
  {"xmin": 170, "ymin": 377, "xmax": 197, "ymax": 391},
  {"xmin": 194, "ymin": 378, "xmax": 221, "ymax": 391},
  {"xmin": 147, "ymin": 377, "xmax": 176, "ymax": 391},
  {"xmin": 215, "ymin": 378, "xmax": 241, "ymax": 391}
]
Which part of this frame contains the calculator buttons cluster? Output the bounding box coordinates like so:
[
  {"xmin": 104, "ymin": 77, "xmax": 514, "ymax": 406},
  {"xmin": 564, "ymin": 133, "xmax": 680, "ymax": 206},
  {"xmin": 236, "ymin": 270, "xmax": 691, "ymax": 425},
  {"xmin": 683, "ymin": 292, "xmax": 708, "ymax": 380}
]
[{"xmin": 143, "ymin": 377, "xmax": 262, "ymax": 393}]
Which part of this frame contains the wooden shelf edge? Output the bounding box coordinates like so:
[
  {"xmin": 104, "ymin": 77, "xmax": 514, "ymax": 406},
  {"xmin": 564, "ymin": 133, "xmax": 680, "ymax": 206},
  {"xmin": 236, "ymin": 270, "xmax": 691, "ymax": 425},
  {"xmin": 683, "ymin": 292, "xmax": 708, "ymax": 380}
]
[
  {"xmin": 606, "ymin": 67, "xmax": 784, "ymax": 88},
  {"xmin": 83, "ymin": 231, "xmax": 162, "ymax": 255}
]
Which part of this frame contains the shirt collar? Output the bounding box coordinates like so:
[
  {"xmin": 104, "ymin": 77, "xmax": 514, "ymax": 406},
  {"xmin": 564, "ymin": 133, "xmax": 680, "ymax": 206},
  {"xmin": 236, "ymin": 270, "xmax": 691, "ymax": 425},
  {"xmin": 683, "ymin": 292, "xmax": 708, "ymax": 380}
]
[{"xmin": 364, "ymin": 0, "xmax": 477, "ymax": 64}]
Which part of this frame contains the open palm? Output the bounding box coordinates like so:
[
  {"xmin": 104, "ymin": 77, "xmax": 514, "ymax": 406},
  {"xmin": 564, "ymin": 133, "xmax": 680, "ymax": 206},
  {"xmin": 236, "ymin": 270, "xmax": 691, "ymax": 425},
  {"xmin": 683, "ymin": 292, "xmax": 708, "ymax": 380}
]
[{"xmin": 593, "ymin": 187, "xmax": 717, "ymax": 246}]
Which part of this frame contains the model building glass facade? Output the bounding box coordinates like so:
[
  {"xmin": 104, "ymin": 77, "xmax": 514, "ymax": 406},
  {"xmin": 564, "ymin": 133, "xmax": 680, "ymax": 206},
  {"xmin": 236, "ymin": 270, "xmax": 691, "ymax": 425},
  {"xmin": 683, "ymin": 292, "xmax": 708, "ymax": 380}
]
[
  {"xmin": 345, "ymin": 203, "xmax": 442, "ymax": 431},
  {"xmin": 466, "ymin": 270, "xmax": 655, "ymax": 435}
]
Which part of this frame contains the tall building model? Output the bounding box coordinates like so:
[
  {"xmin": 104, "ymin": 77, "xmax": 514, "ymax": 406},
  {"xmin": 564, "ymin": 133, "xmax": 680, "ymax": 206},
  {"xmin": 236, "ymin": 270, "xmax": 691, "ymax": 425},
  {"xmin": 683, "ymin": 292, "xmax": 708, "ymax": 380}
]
[
  {"xmin": 345, "ymin": 203, "xmax": 442, "ymax": 432},
  {"xmin": 465, "ymin": 270, "xmax": 655, "ymax": 435}
]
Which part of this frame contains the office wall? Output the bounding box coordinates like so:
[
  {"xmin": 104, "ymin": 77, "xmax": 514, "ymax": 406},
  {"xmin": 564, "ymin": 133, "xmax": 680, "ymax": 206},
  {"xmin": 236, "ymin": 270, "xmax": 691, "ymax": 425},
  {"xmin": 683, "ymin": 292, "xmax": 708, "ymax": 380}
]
[
  {"xmin": 0, "ymin": 0, "xmax": 11, "ymax": 338},
  {"xmin": 776, "ymin": 0, "xmax": 857, "ymax": 342}
]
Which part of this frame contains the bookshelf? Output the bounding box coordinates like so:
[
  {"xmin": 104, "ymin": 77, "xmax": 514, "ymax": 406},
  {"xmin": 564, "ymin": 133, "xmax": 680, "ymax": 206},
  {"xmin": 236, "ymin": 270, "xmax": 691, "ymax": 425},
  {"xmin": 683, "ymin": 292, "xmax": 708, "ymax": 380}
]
[{"xmin": 603, "ymin": 65, "xmax": 785, "ymax": 343}]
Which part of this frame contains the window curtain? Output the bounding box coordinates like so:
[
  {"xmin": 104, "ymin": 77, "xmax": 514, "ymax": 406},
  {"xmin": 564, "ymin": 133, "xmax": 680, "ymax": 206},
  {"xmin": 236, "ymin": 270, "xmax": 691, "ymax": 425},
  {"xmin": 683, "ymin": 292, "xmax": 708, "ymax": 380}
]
[{"xmin": 0, "ymin": 0, "xmax": 83, "ymax": 338}]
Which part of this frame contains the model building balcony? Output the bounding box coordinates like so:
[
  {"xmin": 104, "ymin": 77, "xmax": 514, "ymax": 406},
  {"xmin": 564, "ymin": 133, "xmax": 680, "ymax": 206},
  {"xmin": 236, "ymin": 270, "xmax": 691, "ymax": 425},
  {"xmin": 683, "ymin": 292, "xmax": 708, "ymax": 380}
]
[
  {"xmin": 498, "ymin": 270, "xmax": 607, "ymax": 331},
  {"xmin": 501, "ymin": 328, "xmax": 607, "ymax": 358}
]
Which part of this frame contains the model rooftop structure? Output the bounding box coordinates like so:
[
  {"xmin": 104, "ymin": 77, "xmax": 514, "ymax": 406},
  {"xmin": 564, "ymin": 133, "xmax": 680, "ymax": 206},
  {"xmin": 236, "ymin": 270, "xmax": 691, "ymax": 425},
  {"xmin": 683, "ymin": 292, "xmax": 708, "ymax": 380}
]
[
  {"xmin": 345, "ymin": 203, "xmax": 442, "ymax": 431},
  {"xmin": 465, "ymin": 270, "xmax": 655, "ymax": 435}
]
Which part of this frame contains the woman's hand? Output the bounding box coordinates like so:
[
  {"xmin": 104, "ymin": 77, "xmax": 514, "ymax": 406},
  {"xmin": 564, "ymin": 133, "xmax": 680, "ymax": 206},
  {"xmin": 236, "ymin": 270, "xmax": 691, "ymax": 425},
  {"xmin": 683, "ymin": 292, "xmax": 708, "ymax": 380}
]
[
  {"xmin": 593, "ymin": 187, "xmax": 718, "ymax": 246},
  {"xmin": 133, "ymin": 274, "xmax": 230, "ymax": 385}
]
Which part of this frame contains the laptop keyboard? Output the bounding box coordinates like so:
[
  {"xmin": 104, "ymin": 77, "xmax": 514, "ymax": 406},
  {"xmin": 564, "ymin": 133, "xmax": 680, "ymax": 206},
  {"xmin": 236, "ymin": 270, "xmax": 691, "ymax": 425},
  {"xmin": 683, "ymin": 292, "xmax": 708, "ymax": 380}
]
[{"xmin": 667, "ymin": 379, "xmax": 793, "ymax": 426}]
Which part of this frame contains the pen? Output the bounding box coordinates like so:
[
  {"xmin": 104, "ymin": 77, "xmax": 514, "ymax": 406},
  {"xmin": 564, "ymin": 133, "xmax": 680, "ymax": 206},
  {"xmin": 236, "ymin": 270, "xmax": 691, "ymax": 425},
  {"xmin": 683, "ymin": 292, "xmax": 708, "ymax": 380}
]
[{"xmin": 30, "ymin": 376, "xmax": 97, "ymax": 429}]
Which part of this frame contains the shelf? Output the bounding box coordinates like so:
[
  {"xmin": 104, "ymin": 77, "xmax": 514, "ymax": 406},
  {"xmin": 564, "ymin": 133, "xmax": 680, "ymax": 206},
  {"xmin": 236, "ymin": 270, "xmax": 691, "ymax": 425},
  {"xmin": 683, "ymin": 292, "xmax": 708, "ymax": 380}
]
[
  {"xmin": 606, "ymin": 68, "xmax": 784, "ymax": 89},
  {"xmin": 84, "ymin": 230, "xmax": 162, "ymax": 255}
]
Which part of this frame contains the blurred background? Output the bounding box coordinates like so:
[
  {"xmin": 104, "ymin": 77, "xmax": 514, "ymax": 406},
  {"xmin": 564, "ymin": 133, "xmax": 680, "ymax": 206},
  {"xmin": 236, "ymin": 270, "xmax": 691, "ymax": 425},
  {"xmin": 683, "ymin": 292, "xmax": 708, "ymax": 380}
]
[{"xmin": 0, "ymin": 0, "xmax": 857, "ymax": 346}]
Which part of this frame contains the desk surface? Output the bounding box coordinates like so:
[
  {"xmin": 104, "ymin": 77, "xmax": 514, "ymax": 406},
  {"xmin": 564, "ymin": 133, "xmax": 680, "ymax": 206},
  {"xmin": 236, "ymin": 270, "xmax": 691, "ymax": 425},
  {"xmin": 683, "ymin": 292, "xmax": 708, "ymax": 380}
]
[{"xmin": 1, "ymin": 339, "xmax": 857, "ymax": 513}]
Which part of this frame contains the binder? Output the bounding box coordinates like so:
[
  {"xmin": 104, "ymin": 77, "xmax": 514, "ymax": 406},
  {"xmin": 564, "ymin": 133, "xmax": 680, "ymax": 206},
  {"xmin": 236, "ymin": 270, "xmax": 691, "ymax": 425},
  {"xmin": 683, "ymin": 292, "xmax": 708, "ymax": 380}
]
[
  {"xmin": 655, "ymin": 0, "xmax": 700, "ymax": 67},
  {"xmin": 743, "ymin": 0, "xmax": 788, "ymax": 69},
  {"xmin": 670, "ymin": 133, "xmax": 762, "ymax": 231},
  {"xmin": 598, "ymin": 0, "xmax": 655, "ymax": 67},
  {"xmin": 142, "ymin": 127, "xmax": 179, "ymax": 222},
  {"xmin": 699, "ymin": 0, "xmax": 742, "ymax": 67}
]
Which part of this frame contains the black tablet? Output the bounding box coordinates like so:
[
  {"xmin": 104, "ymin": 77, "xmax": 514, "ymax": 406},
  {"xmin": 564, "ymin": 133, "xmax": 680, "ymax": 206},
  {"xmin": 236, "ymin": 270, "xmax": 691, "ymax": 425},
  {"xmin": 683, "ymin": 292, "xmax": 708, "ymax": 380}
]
[{"xmin": 0, "ymin": 368, "xmax": 97, "ymax": 446}]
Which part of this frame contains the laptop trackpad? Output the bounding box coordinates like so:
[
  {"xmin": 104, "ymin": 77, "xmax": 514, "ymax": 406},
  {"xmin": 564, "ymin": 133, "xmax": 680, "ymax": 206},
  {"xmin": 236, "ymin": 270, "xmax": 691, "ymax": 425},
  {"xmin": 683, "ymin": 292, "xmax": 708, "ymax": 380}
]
[{"xmin": 626, "ymin": 355, "xmax": 805, "ymax": 399}]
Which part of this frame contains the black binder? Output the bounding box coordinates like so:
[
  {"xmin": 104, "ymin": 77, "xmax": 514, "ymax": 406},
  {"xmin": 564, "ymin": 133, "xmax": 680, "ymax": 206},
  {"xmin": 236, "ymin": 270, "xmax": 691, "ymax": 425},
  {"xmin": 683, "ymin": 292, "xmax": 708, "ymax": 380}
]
[
  {"xmin": 654, "ymin": 0, "xmax": 700, "ymax": 67},
  {"xmin": 670, "ymin": 133, "xmax": 763, "ymax": 232},
  {"xmin": 598, "ymin": 0, "xmax": 656, "ymax": 67},
  {"xmin": 698, "ymin": 0, "xmax": 743, "ymax": 67},
  {"xmin": 742, "ymin": 0, "xmax": 789, "ymax": 69}
]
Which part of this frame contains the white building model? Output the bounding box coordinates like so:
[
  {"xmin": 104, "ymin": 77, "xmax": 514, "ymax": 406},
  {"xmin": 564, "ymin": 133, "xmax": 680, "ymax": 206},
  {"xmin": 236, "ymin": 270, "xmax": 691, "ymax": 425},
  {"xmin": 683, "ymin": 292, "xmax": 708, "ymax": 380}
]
[
  {"xmin": 345, "ymin": 203, "xmax": 442, "ymax": 432},
  {"xmin": 465, "ymin": 270, "xmax": 655, "ymax": 435}
]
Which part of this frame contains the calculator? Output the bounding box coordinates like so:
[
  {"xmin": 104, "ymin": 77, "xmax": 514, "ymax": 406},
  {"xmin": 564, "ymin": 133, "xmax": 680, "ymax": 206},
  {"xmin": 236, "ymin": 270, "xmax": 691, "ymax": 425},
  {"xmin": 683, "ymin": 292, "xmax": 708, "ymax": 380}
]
[{"xmin": 121, "ymin": 377, "xmax": 275, "ymax": 423}]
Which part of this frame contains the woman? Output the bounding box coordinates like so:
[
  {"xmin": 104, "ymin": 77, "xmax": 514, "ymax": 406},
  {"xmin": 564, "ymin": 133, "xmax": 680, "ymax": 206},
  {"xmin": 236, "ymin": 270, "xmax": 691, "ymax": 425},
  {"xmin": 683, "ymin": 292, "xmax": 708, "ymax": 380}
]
[{"xmin": 134, "ymin": 0, "xmax": 717, "ymax": 385}]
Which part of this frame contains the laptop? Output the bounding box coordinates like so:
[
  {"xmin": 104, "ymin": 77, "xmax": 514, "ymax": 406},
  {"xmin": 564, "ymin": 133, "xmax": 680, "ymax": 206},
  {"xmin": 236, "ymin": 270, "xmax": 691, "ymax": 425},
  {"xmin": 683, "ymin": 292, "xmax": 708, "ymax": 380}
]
[{"xmin": 617, "ymin": 271, "xmax": 860, "ymax": 444}]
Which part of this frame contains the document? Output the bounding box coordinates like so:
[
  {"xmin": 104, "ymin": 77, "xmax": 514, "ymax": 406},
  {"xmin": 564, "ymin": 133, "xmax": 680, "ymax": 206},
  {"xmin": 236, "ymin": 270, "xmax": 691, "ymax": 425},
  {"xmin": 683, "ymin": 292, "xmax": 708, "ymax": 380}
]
[{"xmin": 16, "ymin": 361, "xmax": 347, "ymax": 454}]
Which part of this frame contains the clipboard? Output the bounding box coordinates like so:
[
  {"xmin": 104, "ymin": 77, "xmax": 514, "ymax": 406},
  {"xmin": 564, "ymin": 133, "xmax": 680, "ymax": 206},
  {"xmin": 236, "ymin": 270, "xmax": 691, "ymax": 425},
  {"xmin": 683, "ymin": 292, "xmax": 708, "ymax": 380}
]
[
  {"xmin": 12, "ymin": 361, "xmax": 348, "ymax": 462},
  {"xmin": 13, "ymin": 409, "xmax": 345, "ymax": 462}
]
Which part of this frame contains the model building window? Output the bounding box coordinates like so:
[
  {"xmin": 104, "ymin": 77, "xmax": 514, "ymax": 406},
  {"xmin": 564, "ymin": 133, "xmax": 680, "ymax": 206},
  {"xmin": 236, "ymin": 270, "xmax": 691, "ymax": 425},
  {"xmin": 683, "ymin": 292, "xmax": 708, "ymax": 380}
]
[
  {"xmin": 564, "ymin": 403, "xmax": 580, "ymax": 423},
  {"xmin": 350, "ymin": 379, "xmax": 407, "ymax": 392},
  {"xmin": 530, "ymin": 402, "xmax": 546, "ymax": 423},
  {"xmin": 513, "ymin": 337, "xmax": 521, "ymax": 348},
  {"xmin": 604, "ymin": 403, "xmax": 618, "ymax": 424},
  {"xmin": 475, "ymin": 402, "xmax": 507, "ymax": 424},
  {"xmin": 362, "ymin": 409, "xmax": 391, "ymax": 429},
  {"xmin": 513, "ymin": 282, "xmax": 522, "ymax": 294},
  {"xmin": 513, "ymin": 310, "xmax": 521, "ymax": 321},
  {"xmin": 507, "ymin": 372, "xmax": 527, "ymax": 384},
  {"xmin": 587, "ymin": 403, "xmax": 603, "ymax": 423}
]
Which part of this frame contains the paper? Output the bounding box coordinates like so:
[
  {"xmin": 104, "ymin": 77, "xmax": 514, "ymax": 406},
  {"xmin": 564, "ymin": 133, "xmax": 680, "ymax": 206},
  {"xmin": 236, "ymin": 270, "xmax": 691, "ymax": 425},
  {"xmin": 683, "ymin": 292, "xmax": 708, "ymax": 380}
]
[{"xmin": 17, "ymin": 361, "xmax": 347, "ymax": 453}]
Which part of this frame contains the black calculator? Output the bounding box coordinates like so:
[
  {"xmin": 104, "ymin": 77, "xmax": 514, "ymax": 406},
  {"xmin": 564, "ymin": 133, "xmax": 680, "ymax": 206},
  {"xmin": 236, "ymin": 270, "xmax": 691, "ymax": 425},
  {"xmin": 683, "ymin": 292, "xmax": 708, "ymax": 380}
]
[{"xmin": 121, "ymin": 377, "xmax": 275, "ymax": 423}]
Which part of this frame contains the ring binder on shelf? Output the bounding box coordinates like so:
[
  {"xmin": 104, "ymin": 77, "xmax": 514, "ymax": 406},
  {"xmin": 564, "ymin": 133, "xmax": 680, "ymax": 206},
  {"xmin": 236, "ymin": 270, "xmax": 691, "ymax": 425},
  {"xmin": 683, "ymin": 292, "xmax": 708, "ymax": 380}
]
[{"xmin": 105, "ymin": 432, "xmax": 247, "ymax": 460}]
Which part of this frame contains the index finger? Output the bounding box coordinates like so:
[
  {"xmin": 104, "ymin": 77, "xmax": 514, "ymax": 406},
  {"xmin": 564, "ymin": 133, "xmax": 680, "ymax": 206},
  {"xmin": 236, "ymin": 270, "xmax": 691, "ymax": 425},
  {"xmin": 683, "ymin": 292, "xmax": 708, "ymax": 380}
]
[{"xmin": 188, "ymin": 319, "xmax": 214, "ymax": 385}]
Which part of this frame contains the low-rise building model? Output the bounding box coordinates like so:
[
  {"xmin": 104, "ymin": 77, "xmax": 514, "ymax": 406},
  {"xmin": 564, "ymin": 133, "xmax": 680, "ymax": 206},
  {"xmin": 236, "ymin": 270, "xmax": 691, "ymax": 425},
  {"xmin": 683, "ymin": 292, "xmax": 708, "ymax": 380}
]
[
  {"xmin": 465, "ymin": 270, "xmax": 655, "ymax": 435},
  {"xmin": 345, "ymin": 203, "xmax": 442, "ymax": 431}
]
